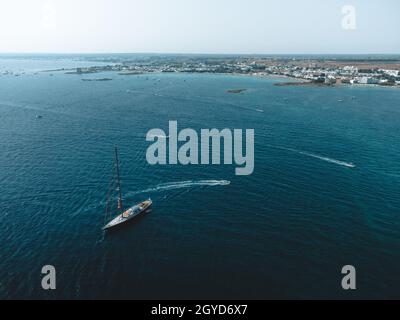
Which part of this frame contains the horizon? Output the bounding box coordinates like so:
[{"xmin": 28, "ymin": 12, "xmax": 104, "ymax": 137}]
[{"xmin": 1, "ymin": 52, "xmax": 400, "ymax": 56}]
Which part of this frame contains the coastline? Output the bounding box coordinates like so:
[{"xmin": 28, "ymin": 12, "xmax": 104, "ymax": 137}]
[{"xmin": 15, "ymin": 64, "xmax": 399, "ymax": 90}]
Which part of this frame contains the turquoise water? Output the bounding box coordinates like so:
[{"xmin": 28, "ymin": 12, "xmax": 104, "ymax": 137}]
[{"xmin": 1, "ymin": 58, "xmax": 400, "ymax": 299}]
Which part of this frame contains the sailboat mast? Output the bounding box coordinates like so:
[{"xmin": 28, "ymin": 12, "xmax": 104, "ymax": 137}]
[{"xmin": 115, "ymin": 147, "xmax": 123, "ymax": 211}]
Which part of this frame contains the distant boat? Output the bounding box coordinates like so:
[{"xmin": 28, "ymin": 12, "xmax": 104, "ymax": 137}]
[{"xmin": 103, "ymin": 147, "xmax": 152, "ymax": 230}]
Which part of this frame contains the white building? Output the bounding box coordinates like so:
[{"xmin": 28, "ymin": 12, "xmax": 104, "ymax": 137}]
[
  {"xmin": 359, "ymin": 77, "xmax": 379, "ymax": 85},
  {"xmin": 343, "ymin": 66, "xmax": 358, "ymax": 74},
  {"xmin": 381, "ymin": 69, "xmax": 399, "ymax": 77}
]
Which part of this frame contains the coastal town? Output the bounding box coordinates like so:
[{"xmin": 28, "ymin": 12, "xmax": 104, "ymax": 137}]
[
  {"xmin": 3, "ymin": 55, "xmax": 400, "ymax": 87},
  {"xmin": 71, "ymin": 55, "xmax": 400, "ymax": 87}
]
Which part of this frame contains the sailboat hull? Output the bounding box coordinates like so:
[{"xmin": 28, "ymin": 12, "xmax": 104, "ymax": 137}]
[{"xmin": 103, "ymin": 199, "xmax": 152, "ymax": 230}]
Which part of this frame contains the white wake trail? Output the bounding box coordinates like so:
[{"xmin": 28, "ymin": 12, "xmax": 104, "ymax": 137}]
[
  {"xmin": 271, "ymin": 145, "xmax": 355, "ymax": 168},
  {"xmin": 126, "ymin": 180, "xmax": 231, "ymax": 197},
  {"xmin": 299, "ymin": 151, "xmax": 355, "ymax": 168}
]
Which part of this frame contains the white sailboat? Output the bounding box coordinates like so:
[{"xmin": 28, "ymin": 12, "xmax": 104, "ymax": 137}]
[{"xmin": 103, "ymin": 147, "xmax": 152, "ymax": 230}]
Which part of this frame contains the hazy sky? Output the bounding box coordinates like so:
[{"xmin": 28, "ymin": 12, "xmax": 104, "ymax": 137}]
[{"xmin": 0, "ymin": 0, "xmax": 399, "ymax": 54}]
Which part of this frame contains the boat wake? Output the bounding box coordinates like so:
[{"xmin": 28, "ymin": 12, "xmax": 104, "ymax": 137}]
[
  {"xmin": 298, "ymin": 151, "xmax": 355, "ymax": 168},
  {"xmin": 127, "ymin": 180, "xmax": 231, "ymax": 197},
  {"xmin": 270, "ymin": 145, "xmax": 355, "ymax": 168}
]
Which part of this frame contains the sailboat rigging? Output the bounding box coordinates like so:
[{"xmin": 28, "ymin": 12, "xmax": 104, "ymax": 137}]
[
  {"xmin": 114, "ymin": 146, "xmax": 123, "ymax": 212},
  {"xmin": 103, "ymin": 147, "xmax": 152, "ymax": 230}
]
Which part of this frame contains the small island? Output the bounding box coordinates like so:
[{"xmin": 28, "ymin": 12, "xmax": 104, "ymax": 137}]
[
  {"xmin": 82, "ymin": 78, "xmax": 113, "ymax": 82},
  {"xmin": 227, "ymin": 89, "xmax": 247, "ymax": 94}
]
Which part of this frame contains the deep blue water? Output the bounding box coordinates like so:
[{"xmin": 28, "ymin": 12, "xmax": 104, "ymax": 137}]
[{"xmin": 1, "ymin": 58, "xmax": 400, "ymax": 299}]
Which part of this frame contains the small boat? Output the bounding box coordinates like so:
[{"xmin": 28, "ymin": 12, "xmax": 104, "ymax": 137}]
[{"xmin": 103, "ymin": 147, "xmax": 152, "ymax": 230}]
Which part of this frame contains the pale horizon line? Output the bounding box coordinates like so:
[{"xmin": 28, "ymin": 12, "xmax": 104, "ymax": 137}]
[{"xmin": 0, "ymin": 51, "xmax": 399, "ymax": 56}]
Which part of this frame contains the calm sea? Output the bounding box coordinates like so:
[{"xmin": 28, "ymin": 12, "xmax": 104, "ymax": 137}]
[{"xmin": 0, "ymin": 56, "xmax": 400, "ymax": 299}]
